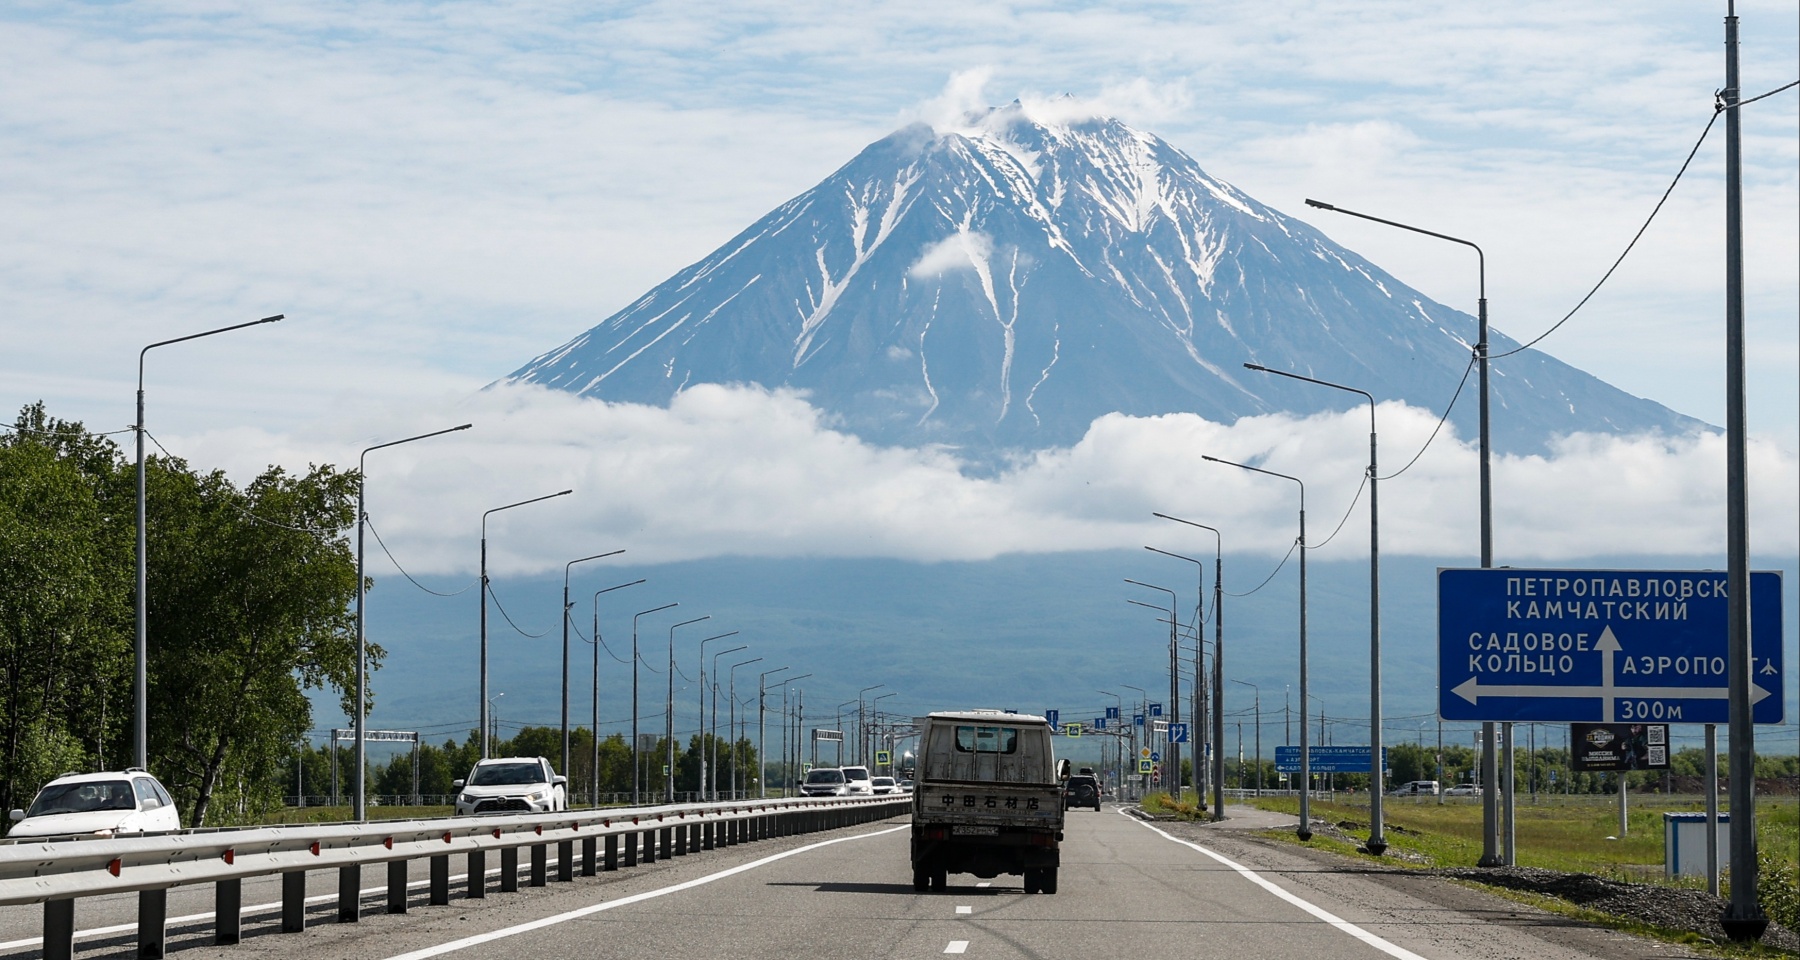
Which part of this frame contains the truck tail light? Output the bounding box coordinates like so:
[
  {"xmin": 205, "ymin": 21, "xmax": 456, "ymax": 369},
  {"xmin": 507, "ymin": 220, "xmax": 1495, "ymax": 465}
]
[{"xmin": 1028, "ymin": 832, "xmax": 1056, "ymax": 847}]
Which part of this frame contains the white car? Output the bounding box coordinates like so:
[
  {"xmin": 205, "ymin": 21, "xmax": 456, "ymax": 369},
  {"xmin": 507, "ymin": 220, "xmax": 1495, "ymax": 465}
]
[
  {"xmin": 870, "ymin": 776, "xmax": 898, "ymax": 795},
  {"xmin": 840, "ymin": 765, "xmax": 874, "ymax": 796},
  {"xmin": 453, "ymin": 757, "xmax": 566, "ymax": 815},
  {"xmin": 799, "ymin": 768, "xmax": 849, "ymax": 797},
  {"xmin": 1443, "ymin": 783, "xmax": 1480, "ymax": 797},
  {"xmin": 8, "ymin": 769, "xmax": 181, "ymax": 839}
]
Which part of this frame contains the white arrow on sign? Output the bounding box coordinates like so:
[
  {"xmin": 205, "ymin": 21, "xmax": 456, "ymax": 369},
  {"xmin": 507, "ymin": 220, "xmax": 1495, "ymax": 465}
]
[{"xmin": 1455, "ymin": 625, "xmax": 1773, "ymax": 719}]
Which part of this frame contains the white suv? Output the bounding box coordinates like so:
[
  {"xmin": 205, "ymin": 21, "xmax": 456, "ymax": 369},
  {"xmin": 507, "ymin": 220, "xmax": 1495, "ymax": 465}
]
[
  {"xmin": 840, "ymin": 766, "xmax": 873, "ymax": 796},
  {"xmin": 8, "ymin": 769, "xmax": 181, "ymax": 839},
  {"xmin": 454, "ymin": 757, "xmax": 567, "ymax": 815}
]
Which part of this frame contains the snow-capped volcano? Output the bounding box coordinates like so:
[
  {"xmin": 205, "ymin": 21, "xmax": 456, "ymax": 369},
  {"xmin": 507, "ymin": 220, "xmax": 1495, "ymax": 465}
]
[{"xmin": 505, "ymin": 103, "xmax": 1703, "ymax": 454}]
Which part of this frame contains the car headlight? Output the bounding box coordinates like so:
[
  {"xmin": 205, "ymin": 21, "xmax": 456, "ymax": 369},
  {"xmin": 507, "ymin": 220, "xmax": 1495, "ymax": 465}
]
[
  {"xmin": 92, "ymin": 828, "xmax": 115, "ymax": 838},
  {"xmin": 459, "ymin": 793, "xmax": 476, "ymax": 805},
  {"xmin": 528, "ymin": 789, "xmax": 549, "ymax": 802}
]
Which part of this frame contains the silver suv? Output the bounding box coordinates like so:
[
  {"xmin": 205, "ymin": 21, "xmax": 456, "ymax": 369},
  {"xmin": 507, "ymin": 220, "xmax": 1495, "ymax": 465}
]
[
  {"xmin": 453, "ymin": 757, "xmax": 567, "ymax": 815},
  {"xmin": 800, "ymin": 768, "xmax": 848, "ymax": 796},
  {"xmin": 840, "ymin": 766, "xmax": 873, "ymax": 796}
]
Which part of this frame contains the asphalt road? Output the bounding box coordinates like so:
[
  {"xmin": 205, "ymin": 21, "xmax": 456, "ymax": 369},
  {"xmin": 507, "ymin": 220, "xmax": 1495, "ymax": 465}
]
[{"xmin": 0, "ymin": 806, "xmax": 1699, "ymax": 959}]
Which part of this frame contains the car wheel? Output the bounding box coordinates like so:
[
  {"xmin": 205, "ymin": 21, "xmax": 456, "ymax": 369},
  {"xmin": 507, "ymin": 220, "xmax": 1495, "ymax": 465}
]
[
  {"xmin": 930, "ymin": 867, "xmax": 947, "ymax": 891},
  {"xmin": 1041, "ymin": 868, "xmax": 1058, "ymax": 895},
  {"xmin": 913, "ymin": 867, "xmax": 930, "ymax": 892},
  {"xmin": 1023, "ymin": 869, "xmax": 1041, "ymax": 895}
]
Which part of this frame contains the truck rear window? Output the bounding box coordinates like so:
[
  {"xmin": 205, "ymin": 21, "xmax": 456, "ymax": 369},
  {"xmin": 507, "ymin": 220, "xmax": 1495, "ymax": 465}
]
[{"xmin": 954, "ymin": 725, "xmax": 1018, "ymax": 754}]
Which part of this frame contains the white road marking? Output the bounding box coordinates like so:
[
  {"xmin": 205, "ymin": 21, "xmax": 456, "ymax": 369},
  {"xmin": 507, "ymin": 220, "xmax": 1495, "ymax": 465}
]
[
  {"xmin": 975, "ymin": 881, "xmax": 990, "ymax": 888},
  {"xmin": 381, "ymin": 825, "xmax": 909, "ymax": 960},
  {"xmin": 1123, "ymin": 812, "xmax": 1429, "ymax": 960},
  {"xmin": 955, "ymin": 905, "xmax": 972, "ymax": 914},
  {"xmin": 945, "ymin": 940, "xmax": 970, "ymax": 954}
]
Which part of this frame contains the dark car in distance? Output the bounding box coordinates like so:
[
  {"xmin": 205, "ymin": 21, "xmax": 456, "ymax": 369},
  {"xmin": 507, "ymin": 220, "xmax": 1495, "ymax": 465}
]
[{"xmin": 1063, "ymin": 774, "xmax": 1101, "ymax": 811}]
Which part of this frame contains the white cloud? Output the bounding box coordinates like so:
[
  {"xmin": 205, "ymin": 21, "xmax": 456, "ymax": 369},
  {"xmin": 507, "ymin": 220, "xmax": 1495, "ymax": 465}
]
[
  {"xmin": 909, "ymin": 231, "xmax": 995, "ymax": 278},
  {"xmin": 160, "ymin": 384, "xmax": 1798, "ymax": 578}
]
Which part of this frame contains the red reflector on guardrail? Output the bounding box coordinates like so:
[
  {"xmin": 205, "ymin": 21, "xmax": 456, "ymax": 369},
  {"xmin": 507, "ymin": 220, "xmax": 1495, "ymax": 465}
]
[
  {"xmin": 491, "ymin": 829, "xmax": 501, "ymax": 840},
  {"xmin": 383, "ymin": 837, "xmax": 393, "ymax": 850},
  {"xmin": 309, "ymin": 842, "xmax": 321, "ymax": 856},
  {"xmin": 107, "ymin": 858, "xmax": 121, "ymax": 877},
  {"xmin": 533, "ymin": 825, "xmax": 542, "ymax": 836},
  {"xmin": 443, "ymin": 833, "xmax": 452, "ymax": 843},
  {"xmin": 222, "ymin": 849, "xmax": 234, "ymax": 865}
]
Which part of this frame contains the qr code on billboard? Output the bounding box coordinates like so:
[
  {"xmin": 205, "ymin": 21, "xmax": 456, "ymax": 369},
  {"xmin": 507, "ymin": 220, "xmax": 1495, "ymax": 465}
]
[
  {"xmin": 1649, "ymin": 726, "xmax": 1666, "ymax": 746},
  {"xmin": 1649, "ymin": 745, "xmax": 1667, "ymax": 766}
]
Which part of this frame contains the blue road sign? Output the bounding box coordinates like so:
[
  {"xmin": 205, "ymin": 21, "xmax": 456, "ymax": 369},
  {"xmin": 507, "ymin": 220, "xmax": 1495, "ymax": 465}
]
[
  {"xmin": 1105, "ymin": 706, "xmax": 1120, "ymax": 719},
  {"xmin": 1275, "ymin": 745, "xmax": 1387, "ymax": 774},
  {"xmin": 1168, "ymin": 722, "xmax": 1190, "ymax": 744},
  {"xmin": 1150, "ymin": 752, "xmax": 1161, "ymax": 763},
  {"xmin": 1134, "ymin": 713, "xmax": 1145, "ymax": 727},
  {"xmin": 1093, "ymin": 718, "xmax": 1105, "ymax": 730},
  {"xmin": 1150, "ymin": 703, "xmax": 1163, "ymax": 717},
  {"xmin": 1044, "ymin": 709, "xmax": 1060, "ymax": 732},
  {"xmin": 1439, "ymin": 569, "xmax": 1784, "ymax": 724}
]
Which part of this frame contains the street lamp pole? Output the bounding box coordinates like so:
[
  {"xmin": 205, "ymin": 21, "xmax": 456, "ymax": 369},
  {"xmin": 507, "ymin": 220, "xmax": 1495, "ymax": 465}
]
[
  {"xmin": 725, "ymin": 657, "xmax": 762, "ymax": 800},
  {"xmin": 758, "ymin": 667, "xmax": 792, "ymax": 798},
  {"xmin": 1203, "ymin": 455, "xmax": 1311, "ymax": 840},
  {"xmin": 870, "ymin": 692, "xmax": 895, "ymax": 773},
  {"xmin": 856, "ymin": 684, "xmax": 885, "ymax": 766},
  {"xmin": 1125, "ymin": 579, "xmax": 1179, "ymax": 796},
  {"xmin": 707, "ymin": 644, "xmax": 746, "ymax": 799},
  {"xmin": 1244, "ymin": 362, "xmax": 1386, "ymax": 854},
  {"xmin": 780, "ymin": 674, "xmax": 814, "ymax": 793},
  {"xmin": 481, "ymin": 489, "xmax": 573, "ymax": 758},
  {"xmin": 1232, "ymin": 679, "xmax": 1260, "ymax": 796},
  {"xmin": 135, "ymin": 313, "xmax": 284, "ymax": 769},
  {"xmin": 836, "ymin": 700, "xmax": 857, "ymax": 767},
  {"xmin": 589, "ymin": 580, "xmax": 646, "ymax": 807},
  {"xmin": 1145, "ymin": 548, "xmax": 1208, "ymax": 804},
  {"xmin": 1122, "ymin": 683, "xmax": 1145, "ymax": 799},
  {"xmin": 1098, "ymin": 690, "xmax": 1123, "ymax": 791},
  {"xmin": 630, "ymin": 603, "xmax": 678, "ymax": 804},
  {"xmin": 563, "ymin": 550, "xmax": 624, "ymax": 784},
  {"xmin": 1305, "ymin": 195, "xmax": 1497, "ymax": 865},
  {"xmin": 355, "ymin": 423, "xmax": 472, "ymax": 822},
  {"xmin": 697, "ymin": 633, "xmax": 740, "ymax": 801},
  {"xmin": 665, "ymin": 617, "xmax": 710, "ymax": 802},
  {"xmin": 1154, "ymin": 514, "xmax": 1227, "ymax": 820}
]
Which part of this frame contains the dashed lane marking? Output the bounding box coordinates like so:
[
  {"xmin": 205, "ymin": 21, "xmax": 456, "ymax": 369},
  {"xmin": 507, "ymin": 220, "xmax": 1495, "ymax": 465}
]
[
  {"xmin": 955, "ymin": 905, "xmax": 972, "ymax": 914},
  {"xmin": 944, "ymin": 940, "xmax": 970, "ymax": 954}
]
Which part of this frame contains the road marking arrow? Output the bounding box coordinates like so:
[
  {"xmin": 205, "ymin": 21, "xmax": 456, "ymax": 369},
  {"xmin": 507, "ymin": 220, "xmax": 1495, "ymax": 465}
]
[{"xmin": 1452, "ymin": 676, "xmax": 1771, "ymax": 712}]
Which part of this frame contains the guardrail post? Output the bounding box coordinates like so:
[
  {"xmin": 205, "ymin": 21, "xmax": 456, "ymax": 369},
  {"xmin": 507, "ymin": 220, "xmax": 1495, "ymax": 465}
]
[
  {"xmin": 624, "ymin": 831, "xmax": 638, "ymax": 866},
  {"xmin": 467, "ymin": 851, "xmax": 486, "ymax": 898},
  {"xmin": 529, "ymin": 844, "xmax": 547, "ymax": 886},
  {"xmin": 138, "ymin": 887, "xmax": 167, "ymax": 957},
  {"xmin": 43, "ymin": 899, "xmax": 74, "ymax": 960},
  {"xmin": 429, "ymin": 855, "xmax": 450, "ymax": 905},
  {"xmin": 672, "ymin": 824, "xmax": 687, "ymax": 856},
  {"xmin": 581, "ymin": 836, "xmax": 597, "ymax": 876},
  {"xmin": 558, "ymin": 839, "xmax": 574, "ymax": 881},
  {"xmin": 689, "ymin": 822, "xmax": 701, "ymax": 852},
  {"xmin": 659, "ymin": 826, "xmax": 673, "ymax": 859},
  {"xmin": 606, "ymin": 833, "xmax": 620, "ymax": 870},
  {"xmin": 337, "ymin": 865, "xmax": 359, "ymax": 922},
  {"xmin": 281, "ymin": 872, "xmax": 306, "ymax": 931},
  {"xmin": 216, "ymin": 878, "xmax": 242, "ymax": 944},
  {"xmin": 702, "ymin": 820, "xmax": 714, "ymax": 850},
  {"xmin": 387, "ymin": 860, "xmax": 408, "ymax": 913},
  {"xmin": 499, "ymin": 847, "xmax": 519, "ymax": 892}
]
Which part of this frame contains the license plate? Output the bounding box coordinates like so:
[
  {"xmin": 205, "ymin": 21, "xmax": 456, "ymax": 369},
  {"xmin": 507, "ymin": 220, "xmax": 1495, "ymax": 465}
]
[{"xmin": 952, "ymin": 825, "xmax": 999, "ymax": 836}]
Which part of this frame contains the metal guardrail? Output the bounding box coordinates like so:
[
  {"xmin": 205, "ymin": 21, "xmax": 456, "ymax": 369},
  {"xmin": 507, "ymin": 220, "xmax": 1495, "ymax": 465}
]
[{"xmin": 0, "ymin": 794, "xmax": 910, "ymax": 960}]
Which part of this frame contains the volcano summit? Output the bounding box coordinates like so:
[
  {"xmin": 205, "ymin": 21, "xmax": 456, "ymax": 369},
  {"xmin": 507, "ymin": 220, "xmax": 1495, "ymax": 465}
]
[{"xmin": 505, "ymin": 103, "xmax": 1703, "ymax": 456}]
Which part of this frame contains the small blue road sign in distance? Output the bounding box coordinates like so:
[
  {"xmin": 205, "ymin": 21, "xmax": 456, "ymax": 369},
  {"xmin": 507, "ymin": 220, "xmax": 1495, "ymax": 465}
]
[
  {"xmin": 1150, "ymin": 752, "xmax": 1161, "ymax": 763},
  {"xmin": 1106, "ymin": 706, "xmax": 1120, "ymax": 719},
  {"xmin": 1439, "ymin": 569, "xmax": 1784, "ymax": 724},
  {"xmin": 1168, "ymin": 722, "xmax": 1190, "ymax": 744},
  {"xmin": 1134, "ymin": 713, "xmax": 1145, "ymax": 727},
  {"xmin": 1150, "ymin": 703, "xmax": 1163, "ymax": 717},
  {"xmin": 1044, "ymin": 709, "xmax": 1059, "ymax": 732}
]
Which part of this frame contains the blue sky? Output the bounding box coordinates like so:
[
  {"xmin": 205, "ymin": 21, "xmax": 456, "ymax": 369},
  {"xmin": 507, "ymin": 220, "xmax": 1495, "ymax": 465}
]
[{"xmin": 2, "ymin": 1, "xmax": 1796, "ymax": 572}]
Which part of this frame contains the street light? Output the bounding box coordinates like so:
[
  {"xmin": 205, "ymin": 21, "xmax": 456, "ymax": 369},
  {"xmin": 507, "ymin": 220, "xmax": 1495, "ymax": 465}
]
[
  {"xmin": 778, "ymin": 674, "xmax": 814, "ymax": 793},
  {"xmin": 1244, "ymin": 361, "xmax": 1386, "ymax": 855},
  {"xmin": 870, "ymin": 691, "xmax": 896, "ymax": 773},
  {"xmin": 134, "ymin": 313, "xmax": 284, "ymax": 768},
  {"xmin": 708, "ymin": 643, "xmax": 746, "ymax": 799},
  {"xmin": 1121, "ymin": 683, "xmax": 1146, "ymax": 800},
  {"xmin": 563, "ymin": 550, "xmax": 624, "ymax": 784},
  {"xmin": 1125, "ymin": 578, "xmax": 1180, "ymax": 797},
  {"xmin": 725, "ymin": 657, "xmax": 762, "ymax": 799},
  {"xmin": 1098, "ymin": 690, "xmax": 1123, "ymax": 791},
  {"xmin": 1154, "ymin": 513, "xmax": 1227, "ymax": 821},
  {"xmin": 665, "ymin": 616, "xmax": 711, "ymax": 802},
  {"xmin": 1203, "ymin": 454, "xmax": 1311, "ymax": 841},
  {"xmin": 1231, "ymin": 679, "xmax": 1261, "ymax": 795},
  {"xmin": 354, "ymin": 423, "xmax": 472, "ymax": 822},
  {"xmin": 856, "ymin": 685, "xmax": 885, "ymax": 766},
  {"xmin": 836, "ymin": 700, "xmax": 858, "ymax": 768},
  {"xmin": 488, "ymin": 693, "xmax": 505, "ymax": 748},
  {"xmin": 1306, "ymin": 196, "xmax": 1499, "ymax": 865},
  {"xmin": 1145, "ymin": 547, "xmax": 1208, "ymax": 805},
  {"xmin": 757, "ymin": 667, "xmax": 793, "ymax": 798},
  {"xmin": 697, "ymin": 633, "xmax": 741, "ymax": 801},
  {"xmin": 630, "ymin": 603, "xmax": 678, "ymax": 804},
  {"xmin": 588, "ymin": 579, "xmax": 645, "ymax": 807},
  {"xmin": 481, "ymin": 489, "xmax": 573, "ymax": 758}
]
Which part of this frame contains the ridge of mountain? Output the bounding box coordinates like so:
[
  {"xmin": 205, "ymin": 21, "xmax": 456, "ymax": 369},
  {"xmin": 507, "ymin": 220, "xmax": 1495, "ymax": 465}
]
[{"xmin": 505, "ymin": 103, "xmax": 1706, "ymax": 456}]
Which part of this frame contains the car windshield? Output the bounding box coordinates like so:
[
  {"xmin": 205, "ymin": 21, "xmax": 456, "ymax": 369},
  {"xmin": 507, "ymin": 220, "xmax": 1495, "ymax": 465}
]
[
  {"xmin": 469, "ymin": 763, "xmax": 545, "ymax": 786},
  {"xmin": 27, "ymin": 780, "xmax": 138, "ymax": 816},
  {"xmin": 872, "ymin": 777, "xmax": 894, "ymax": 785},
  {"xmin": 805, "ymin": 770, "xmax": 844, "ymax": 784},
  {"xmin": 842, "ymin": 768, "xmax": 869, "ymax": 780}
]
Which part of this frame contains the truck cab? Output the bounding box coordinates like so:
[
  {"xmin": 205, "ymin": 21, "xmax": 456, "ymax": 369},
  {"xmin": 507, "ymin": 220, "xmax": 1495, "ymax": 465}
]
[{"xmin": 910, "ymin": 710, "xmax": 1063, "ymax": 894}]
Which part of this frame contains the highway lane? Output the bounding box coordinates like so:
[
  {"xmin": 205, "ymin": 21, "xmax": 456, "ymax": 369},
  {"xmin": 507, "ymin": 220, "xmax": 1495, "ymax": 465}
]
[{"xmin": 0, "ymin": 806, "xmax": 1698, "ymax": 959}]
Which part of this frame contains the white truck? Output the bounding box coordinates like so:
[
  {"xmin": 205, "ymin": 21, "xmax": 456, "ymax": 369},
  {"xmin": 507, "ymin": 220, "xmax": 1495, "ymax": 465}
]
[{"xmin": 910, "ymin": 710, "xmax": 1065, "ymax": 894}]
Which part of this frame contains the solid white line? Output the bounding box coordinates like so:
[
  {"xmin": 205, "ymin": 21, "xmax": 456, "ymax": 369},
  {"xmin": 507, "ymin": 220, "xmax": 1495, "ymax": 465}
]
[
  {"xmin": 1124, "ymin": 813, "xmax": 1429, "ymax": 960},
  {"xmin": 955, "ymin": 905, "xmax": 972, "ymax": 914},
  {"xmin": 382, "ymin": 825, "xmax": 909, "ymax": 960},
  {"xmin": 944, "ymin": 941, "xmax": 970, "ymax": 954}
]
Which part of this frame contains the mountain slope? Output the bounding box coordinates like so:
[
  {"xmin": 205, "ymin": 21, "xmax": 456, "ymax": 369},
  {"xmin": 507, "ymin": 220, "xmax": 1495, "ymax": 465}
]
[{"xmin": 505, "ymin": 103, "xmax": 1706, "ymax": 455}]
